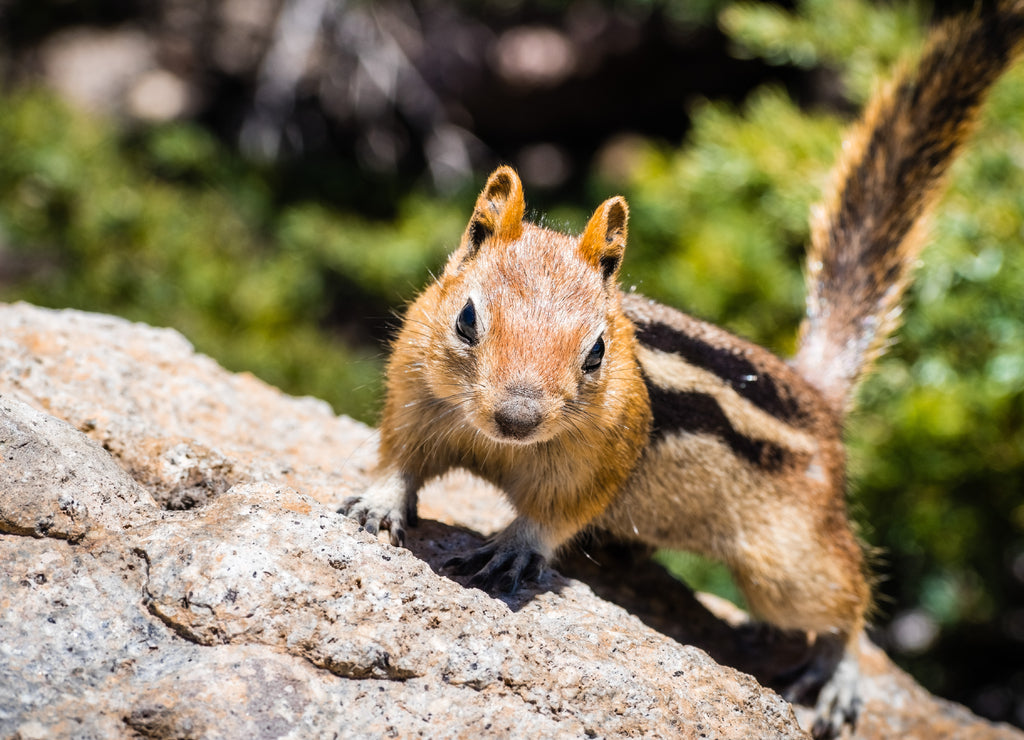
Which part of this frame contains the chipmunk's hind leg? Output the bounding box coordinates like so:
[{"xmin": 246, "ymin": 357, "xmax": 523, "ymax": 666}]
[{"xmin": 728, "ymin": 501, "xmax": 869, "ymax": 738}]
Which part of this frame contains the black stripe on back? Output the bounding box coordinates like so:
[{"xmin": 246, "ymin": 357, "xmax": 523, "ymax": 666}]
[
  {"xmin": 645, "ymin": 383, "xmax": 789, "ymax": 472},
  {"xmin": 633, "ymin": 319, "xmax": 803, "ymax": 424}
]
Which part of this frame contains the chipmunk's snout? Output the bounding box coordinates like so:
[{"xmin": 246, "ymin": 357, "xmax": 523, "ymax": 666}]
[{"xmin": 493, "ymin": 384, "xmax": 544, "ymax": 441}]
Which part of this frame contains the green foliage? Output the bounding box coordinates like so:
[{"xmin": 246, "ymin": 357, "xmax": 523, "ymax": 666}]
[
  {"xmin": 277, "ymin": 196, "xmax": 463, "ymax": 302},
  {"xmin": 848, "ymin": 61, "xmax": 1024, "ymax": 630},
  {"xmin": 721, "ymin": 0, "xmax": 926, "ymax": 100},
  {"xmin": 655, "ymin": 550, "xmax": 747, "ymax": 609},
  {"xmin": 612, "ymin": 87, "xmax": 843, "ymax": 354},
  {"xmin": 0, "ymin": 91, "xmax": 468, "ymax": 422}
]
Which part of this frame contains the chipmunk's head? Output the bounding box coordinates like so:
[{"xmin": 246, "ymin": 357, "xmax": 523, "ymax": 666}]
[{"xmin": 426, "ymin": 166, "xmax": 635, "ymax": 446}]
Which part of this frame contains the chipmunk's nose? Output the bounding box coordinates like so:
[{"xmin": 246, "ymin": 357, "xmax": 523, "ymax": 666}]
[{"xmin": 494, "ymin": 385, "xmax": 543, "ymax": 440}]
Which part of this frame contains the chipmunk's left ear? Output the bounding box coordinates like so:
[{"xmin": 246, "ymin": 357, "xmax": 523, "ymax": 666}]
[{"xmin": 580, "ymin": 196, "xmax": 629, "ymax": 281}]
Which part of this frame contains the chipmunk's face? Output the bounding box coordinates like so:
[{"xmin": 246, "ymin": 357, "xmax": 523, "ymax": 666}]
[{"xmin": 426, "ymin": 166, "xmax": 630, "ymax": 446}]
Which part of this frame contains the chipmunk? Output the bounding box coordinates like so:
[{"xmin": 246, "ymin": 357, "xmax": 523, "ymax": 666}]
[{"xmin": 341, "ymin": 2, "xmax": 1024, "ymax": 736}]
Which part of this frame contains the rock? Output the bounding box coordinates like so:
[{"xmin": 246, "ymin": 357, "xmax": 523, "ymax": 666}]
[
  {"xmin": 0, "ymin": 301, "xmax": 1019, "ymax": 739},
  {"xmin": 1, "ymin": 396, "xmax": 158, "ymax": 540}
]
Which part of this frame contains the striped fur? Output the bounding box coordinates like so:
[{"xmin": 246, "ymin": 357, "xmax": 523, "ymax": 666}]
[{"xmin": 594, "ymin": 293, "xmax": 864, "ymax": 638}]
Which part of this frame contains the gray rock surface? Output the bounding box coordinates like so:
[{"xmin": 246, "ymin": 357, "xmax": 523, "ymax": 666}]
[{"xmin": 0, "ymin": 302, "xmax": 1019, "ymax": 739}]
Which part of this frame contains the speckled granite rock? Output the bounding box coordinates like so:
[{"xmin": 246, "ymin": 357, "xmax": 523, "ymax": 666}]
[{"xmin": 0, "ymin": 302, "xmax": 1019, "ymax": 740}]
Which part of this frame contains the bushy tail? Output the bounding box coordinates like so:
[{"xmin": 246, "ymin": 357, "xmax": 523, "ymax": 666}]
[{"xmin": 794, "ymin": 0, "xmax": 1024, "ymax": 413}]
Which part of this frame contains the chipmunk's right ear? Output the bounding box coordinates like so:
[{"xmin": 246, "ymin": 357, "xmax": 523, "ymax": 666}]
[{"xmin": 462, "ymin": 166, "xmax": 525, "ymax": 258}]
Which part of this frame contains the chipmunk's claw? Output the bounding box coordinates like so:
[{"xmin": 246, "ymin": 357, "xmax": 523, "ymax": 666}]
[
  {"xmin": 810, "ymin": 662, "xmax": 861, "ymax": 740},
  {"xmin": 780, "ymin": 634, "xmax": 861, "ymax": 739},
  {"xmin": 339, "ymin": 495, "xmax": 406, "ymax": 547},
  {"xmin": 446, "ymin": 540, "xmax": 544, "ymax": 594}
]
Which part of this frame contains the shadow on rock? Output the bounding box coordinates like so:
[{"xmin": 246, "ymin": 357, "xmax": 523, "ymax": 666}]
[
  {"xmin": 558, "ymin": 538, "xmax": 815, "ymax": 691},
  {"xmin": 404, "ymin": 516, "xmax": 808, "ymax": 683},
  {"xmin": 402, "ymin": 518, "xmax": 570, "ymax": 612}
]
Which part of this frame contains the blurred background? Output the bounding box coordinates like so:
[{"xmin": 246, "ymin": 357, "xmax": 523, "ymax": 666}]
[{"xmin": 0, "ymin": 0, "xmax": 1021, "ymax": 727}]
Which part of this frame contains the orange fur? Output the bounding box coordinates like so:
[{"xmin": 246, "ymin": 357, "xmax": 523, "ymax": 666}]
[
  {"xmin": 377, "ymin": 170, "xmax": 651, "ymax": 553},
  {"xmin": 344, "ymin": 5, "xmax": 1024, "ymax": 735}
]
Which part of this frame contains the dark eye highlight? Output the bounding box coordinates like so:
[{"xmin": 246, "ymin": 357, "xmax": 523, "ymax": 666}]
[
  {"xmin": 583, "ymin": 336, "xmax": 604, "ymax": 373},
  {"xmin": 456, "ymin": 299, "xmax": 478, "ymax": 345}
]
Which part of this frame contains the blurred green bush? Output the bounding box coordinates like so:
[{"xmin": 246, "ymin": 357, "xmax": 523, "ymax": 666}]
[
  {"xmin": 0, "ymin": 93, "xmax": 470, "ymax": 421},
  {"xmin": 1, "ymin": 0, "xmax": 1021, "ymax": 714}
]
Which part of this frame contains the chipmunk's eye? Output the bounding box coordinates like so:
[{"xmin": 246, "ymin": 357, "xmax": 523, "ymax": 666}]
[
  {"xmin": 583, "ymin": 335, "xmax": 604, "ymax": 373},
  {"xmin": 456, "ymin": 299, "xmax": 478, "ymax": 345}
]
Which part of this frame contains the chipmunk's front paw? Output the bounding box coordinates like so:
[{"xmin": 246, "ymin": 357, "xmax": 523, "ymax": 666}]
[
  {"xmin": 781, "ymin": 634, "xmax": 861, "ymax": 739},
  {"xmin": 809, "ymin": 654, "xmax": 861, "ymax": 739},
  {"xmin": 339, "ymin": 471, "xmax": 416, "ymax": 547},
  {"xmin": 339, "ymin": 495, "xmax": 408, "ymax": 546},
  {"xmin": 445, "ymin": 539, "xmax": 545, "ymax": 594}
]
